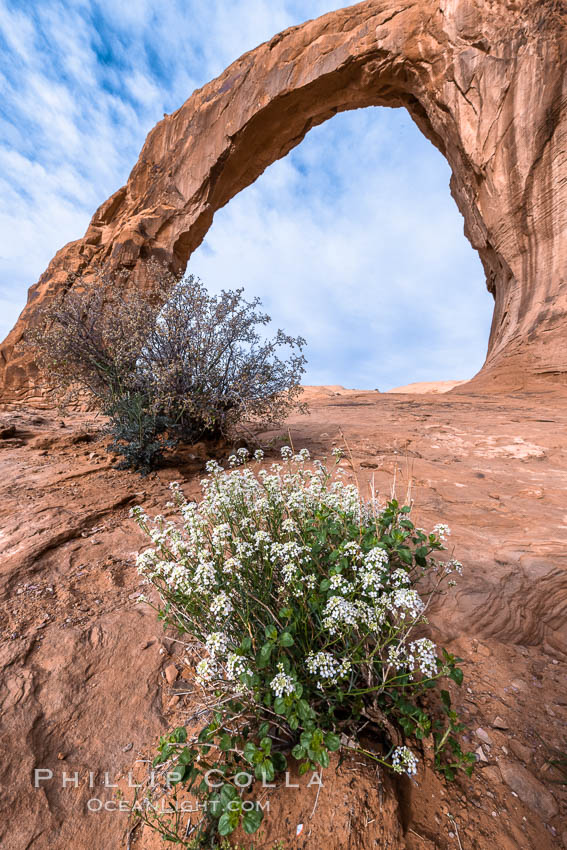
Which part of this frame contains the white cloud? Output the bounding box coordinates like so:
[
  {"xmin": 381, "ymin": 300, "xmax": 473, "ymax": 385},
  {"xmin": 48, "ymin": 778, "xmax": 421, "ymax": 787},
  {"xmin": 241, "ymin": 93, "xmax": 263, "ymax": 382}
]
[{"xmin": 0, "ymin": 0, "xmax": 493, "ymax": 386}]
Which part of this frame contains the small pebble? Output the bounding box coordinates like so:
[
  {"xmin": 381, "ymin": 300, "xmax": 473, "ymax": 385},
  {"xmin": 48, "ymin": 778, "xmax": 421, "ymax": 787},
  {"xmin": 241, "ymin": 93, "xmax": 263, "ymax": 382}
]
[{"xmin": 164, "ymin": 664, "xmax": 178, "ymax": 685}]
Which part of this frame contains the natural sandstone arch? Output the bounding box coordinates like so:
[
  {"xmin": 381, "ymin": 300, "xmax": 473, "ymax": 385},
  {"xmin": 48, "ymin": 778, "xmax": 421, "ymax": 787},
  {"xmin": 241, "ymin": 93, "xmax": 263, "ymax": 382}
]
[{"xmin": 1, "ymin": 0, "xmax": 566, "ymax": 400}]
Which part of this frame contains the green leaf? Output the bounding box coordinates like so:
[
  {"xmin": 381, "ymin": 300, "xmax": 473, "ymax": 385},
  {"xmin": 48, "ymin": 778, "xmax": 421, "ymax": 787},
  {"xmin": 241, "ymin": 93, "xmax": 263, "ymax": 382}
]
[
  {"xmin": 208, "ymin": 794, "xmax": 222, "ymax": 818},
  {"xmin": 218, "ymin": 812, "xmax": 236, "ymax": 836},
  {"xmin": 259, "ymin": 642, "xmax": 273, "ymax": 661},
  {"xmin": 440, "ymin": 689, "xmax": 451, "ymax": 710},
  {"xmin": 178, "ymin": 746, "xmax": 195, "ymax": 765},
  {"xmin": 319, "ymin": 579, "xmax": 331, "ymax": 592},
  {"xmin": 168, "ymin": 766, "xmax": 185, "ymax": 784},
  {"xmin": 450, "ymin": 666, "xmax": 464, "ymax": 686},
  {"xmin": 260, "ymin": 736, "xmax": 272, "ymax": 754},
  {"xmin": 172, "ymin": 726, "xmax": 187, "ymax": 743},
  {"xmin": 298, "ymin": 760, "xmax": 311, "ymax": 776},
  {"xmin": 242, "ymin": 808, "xmax": 264, "ymax": 834},
  {"xmin": 186, "ymin": 765, "xmax": 200, "ymax": 789},
  {"xmin": 273, "ymin": 697, "xmax": 287, "ymax": 715},
  {"xmin": 256, "ymin": 759, "xmax": 275, "ymax": 782},
  {"xmin": 240, "ymin": 636, "xmax": 252, "ymax": 652},
  {"xmin": 317, "ymin": 748, "xmax": 330, "ymax": 768},
  {"xmin": 219, "ymin": 733, "xmax": 232, "ymax": 752},
  {"xmin": 220, "ymin": 783, "xmax": 238, "ymax": 806},
  {"xmin": 288, "ymin": 714, "xmax": 299, "ymax": 731},
  {"xmin": 265, "ymin": 624, "xmax": 277, "ymax": 642},
  {"xmin": 397, "ymin": 547, "xmax": 412, "ymax": 565},
  {"xmin": 272, "ymin": 751, "xmax": 287, "ymax": 772},
  {"xmin": 292, "ymin": 744, "xmax": 306, "ymax": 760},
  {"xmin": 243, "ymin": 742, "xmax": 257, "ymax": 763},
  {"xmin": 324, "ymin": 732, "xmax": 341, "ymax": 752},
  {"xmin": 153, "ymin": 745, "xmax": 172, "ymax": 766},
  {"xmin": 279, "ymin": 631, "xmax": 295, "ymax": 647},
  {"xmin": 258, "ymin": 721, "xmax": 270, "ymax": 738}
]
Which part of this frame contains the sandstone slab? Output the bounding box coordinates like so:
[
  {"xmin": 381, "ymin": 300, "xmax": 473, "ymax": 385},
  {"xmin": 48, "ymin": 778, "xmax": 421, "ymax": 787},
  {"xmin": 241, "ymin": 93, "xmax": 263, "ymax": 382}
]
[{"xmin": 499, "ymin": 761, "xmax": 559, "ymax": 822}]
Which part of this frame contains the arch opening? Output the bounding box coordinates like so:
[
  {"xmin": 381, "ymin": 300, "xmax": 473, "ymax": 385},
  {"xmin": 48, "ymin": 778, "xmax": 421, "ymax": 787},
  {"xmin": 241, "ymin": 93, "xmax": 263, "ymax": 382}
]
[{"xmin": 187, "ymin": 106, "xmax": 494, "ymax": 391}]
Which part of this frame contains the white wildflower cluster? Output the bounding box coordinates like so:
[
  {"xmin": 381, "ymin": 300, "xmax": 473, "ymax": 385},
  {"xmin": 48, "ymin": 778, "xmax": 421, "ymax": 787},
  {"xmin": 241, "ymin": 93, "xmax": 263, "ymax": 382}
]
[
  {"xmin": 281, "ymin": 563, "xmax": 299, "ymax": 586},
  {"xmin": 205, "ymin": 632, "xmax": 229, "ymax": 658},
  {"xmin": 444, "ymin": 558, "xmax": 463, "ymax": 575},
  {"xmin": 387, "ymin": 638, "xmax": 439, "ymax": 681},
  {"xmin": 210, "ymin": 591, "xmax": 233, "ymax": 620},
  {"xmin": 390, "ymin": 568, "xmax": 411, "ymax": 588},
  {"xmin": 387, "ymin": 643, "xmax": 407, "ymax": 669},
  {"xmin": 433, "ymin": 523, "xmax": 451, "ymax": 541},
  {"xmin": 226, "ymin": 652, "xmax": 253, "ymax": 681},
  {"xmin": 329, "ymin": 574, "xmax": 354, "ymax": 593},
  {"xmin": 305, "ymin": 574, "xmax": 318, "ymax": 590},
  {"xmin": 356, "ymin": 546, "xmax": 389, "ymax": 599},
  {"xmin": 387, "ymin": 589, "xmax": 425, "ymax": 621},
  {"xmin": 196, "ymin": 651, "xmax": 252, "ymax": 688},
  {"xmin": 195, "ymin": 657, "xmax": 218, "ymax": 685},
  {"xmin": 212, "ymin": 523, "xmax": 232, "ymax": 547},
  {"xmin": 407, "ymin": 638, "xmax": 438, "ymax": 678},
  {"xmin": 194, "ymin": 558, "xmax": 216, "ymax": 589},
  {"xmin": 342, "ymin": 541, "xmax": 362, "ymax": 559},
  {"xmin": 222, "ymin": 556, "xmax": 242, "ymax": 576},
  {"xmin": 305, "ymin": 651, "xmax": 351, "ymax": 688},
  {"xmin": 132, "ymin": 447, "xmax": 463, "ymax": 780},
  {"xmin": 363, "ymin": 546, "xmax": 389, "ymax": 568},
  {"xmin": 253, "ymin": 530, "xmax": 272, "ymax": 548},
  {"xmin": 270, "ymin": 663, "xmax": 296, "ymax": 697},
  {"xmin": 269, "ymin": 540, "xmax": 307, "ymax": 565},
  {"xmin": 322, "ymin": 595, "xmax": 361, "ymax": 634},
  {"xmin": 443, "ymin": 557, "xmax": 463, "ymax": 586},
  {"xmin": 391, "ymin": 746, "xmax": 418, "ymax": 776}
]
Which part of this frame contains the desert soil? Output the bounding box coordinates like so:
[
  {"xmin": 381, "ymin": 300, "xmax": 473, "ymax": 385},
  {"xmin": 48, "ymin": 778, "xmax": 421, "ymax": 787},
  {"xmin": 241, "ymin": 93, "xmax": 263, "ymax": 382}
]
[{"xmin": 1, "ymin": 384, "xmax": 565, "ymax": 849}]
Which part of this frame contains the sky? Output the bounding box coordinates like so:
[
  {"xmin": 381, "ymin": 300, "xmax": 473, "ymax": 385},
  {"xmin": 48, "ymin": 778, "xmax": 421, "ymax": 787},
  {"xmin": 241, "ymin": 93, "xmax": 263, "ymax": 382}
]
[{"xmin": 0, "ymin": 0, "xmax": 494, "ymax": 390}]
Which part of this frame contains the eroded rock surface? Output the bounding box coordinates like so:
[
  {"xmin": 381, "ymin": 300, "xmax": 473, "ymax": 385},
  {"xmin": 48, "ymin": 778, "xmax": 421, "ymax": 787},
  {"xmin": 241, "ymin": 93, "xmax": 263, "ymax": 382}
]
[
  {"xmin": 1, "ymin": 0, "xmax": 567, "ymax": 399},
  {"xmin": 1, "ymin": 390, "xmax": 566, "ymax": 848}
]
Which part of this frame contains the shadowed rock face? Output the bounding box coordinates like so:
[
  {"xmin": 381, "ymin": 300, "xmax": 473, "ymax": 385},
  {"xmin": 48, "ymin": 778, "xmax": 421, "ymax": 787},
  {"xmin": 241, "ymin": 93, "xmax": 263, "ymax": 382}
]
[{"xmin": 1, "ymin": 0, "xmax": 566, "ymax": 399}]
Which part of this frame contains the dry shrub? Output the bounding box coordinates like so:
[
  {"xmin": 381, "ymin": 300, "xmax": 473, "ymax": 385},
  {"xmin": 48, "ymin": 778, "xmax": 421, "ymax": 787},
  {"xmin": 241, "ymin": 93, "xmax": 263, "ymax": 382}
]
[{"xmin": 25, "ymin": 263, "xmax": 307, "ymax": 470}]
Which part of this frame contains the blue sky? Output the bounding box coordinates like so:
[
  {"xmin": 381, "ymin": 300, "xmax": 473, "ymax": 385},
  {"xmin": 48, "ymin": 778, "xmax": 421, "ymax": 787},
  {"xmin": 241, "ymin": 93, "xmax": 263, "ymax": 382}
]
[{"xmin": 0, "ymin": 0, "xmax": 493, "ymax": 390}]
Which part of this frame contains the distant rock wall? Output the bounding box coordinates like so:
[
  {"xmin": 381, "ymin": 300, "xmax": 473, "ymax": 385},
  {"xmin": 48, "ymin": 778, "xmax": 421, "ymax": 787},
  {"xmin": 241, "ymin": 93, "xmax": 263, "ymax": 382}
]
[{"xmin": 2, "ymin": 0, "xmax": 566, "ymax": 399}]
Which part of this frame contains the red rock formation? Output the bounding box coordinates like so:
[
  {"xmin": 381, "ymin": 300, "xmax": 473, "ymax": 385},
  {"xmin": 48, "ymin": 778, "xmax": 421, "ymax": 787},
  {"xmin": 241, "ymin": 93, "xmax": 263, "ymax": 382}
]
[{"xmin": 1, "ymin": 0, "xmax": 566, "ymax": 399}]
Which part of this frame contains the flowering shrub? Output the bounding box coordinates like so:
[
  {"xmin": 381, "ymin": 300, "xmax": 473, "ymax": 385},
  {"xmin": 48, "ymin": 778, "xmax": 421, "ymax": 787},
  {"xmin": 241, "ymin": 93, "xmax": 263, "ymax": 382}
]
[
  {"xmin": 24, "ymin": 263, "xmax": 306, "ymax": 472},
  {"xmin": 132, "ymin": 448, "xmax": 474, "ymax": 842}
]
